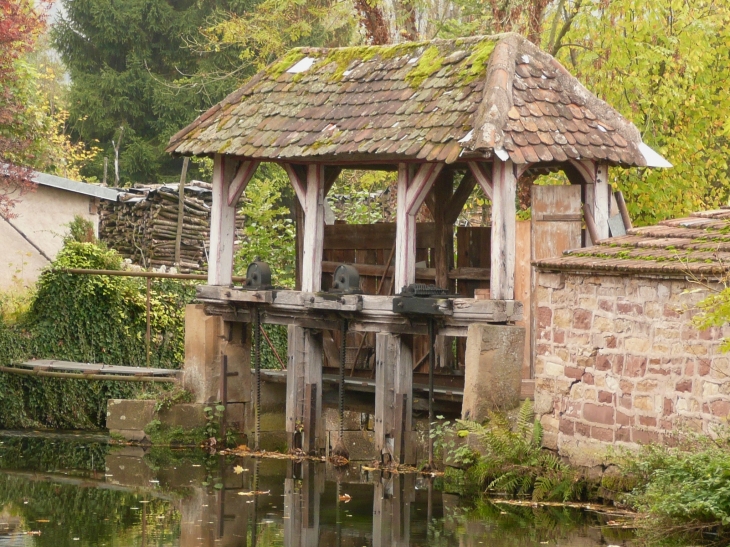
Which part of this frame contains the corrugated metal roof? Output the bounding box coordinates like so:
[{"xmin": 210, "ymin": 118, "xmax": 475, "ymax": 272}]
[{"xmin": 33, "ymin": 172, "xmax": 119, "ymax": 201}]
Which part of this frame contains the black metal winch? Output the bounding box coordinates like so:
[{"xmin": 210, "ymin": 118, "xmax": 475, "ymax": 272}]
[
  {"xmin": 393, "ymin": 283, "xmax": 455, "ymax": 315},
  {"xmin": 243, "ymin": 260, "xmax": 273, "ymax": 290},
  {"xmin": 328, "ymin": 264, "xmax": 362, "ymax": 295}
]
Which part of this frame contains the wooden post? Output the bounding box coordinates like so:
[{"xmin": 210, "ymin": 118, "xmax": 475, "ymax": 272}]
[
  {"xmin": 374, "ymin": 333, "xmax": 395, "ymax": 461},
  {"xmin": 394, "ymin": 164, "xmax": 414, "ymax": 294},
  {"xmin": 374, "ymin": 333, "xmax": 414, "ymax": 465},
  {"xmin": 175, "ymin": 157, "xmax": 189, "ymax": 267},
  {"xmin": 490, "ymin": 159, "xmax": 516, "ymax": 300},
  {"xmin": 302, "ymin": 165, "xmax": 326, "ymax": 293},
  {"xmin": 394, "ymin": 162, "xmax": 444, "ymax": 293},
  {"xmin": 209, "ymin": 154, "xmax": 259, "ymax": 286},
  {"xmin": 593, "ymin": 162, "xmax": 610, "ymax": 240},
  {"xmin": 286, "ymin": 325, "xmax": 324, "ymax": 455},
  {"xmin": 432, "ymin": 171, "xmax": 454, "ymax": 369}
]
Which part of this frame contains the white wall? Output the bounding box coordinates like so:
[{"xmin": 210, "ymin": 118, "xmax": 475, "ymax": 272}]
[{"xmin": 0, "ymin": 185, "xmax": 99, "ymax": 291}]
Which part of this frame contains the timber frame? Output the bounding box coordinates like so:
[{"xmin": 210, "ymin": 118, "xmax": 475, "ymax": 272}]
[{"xmin": 167, "ymin": 33, "xmax": 669, "ymax": 459}]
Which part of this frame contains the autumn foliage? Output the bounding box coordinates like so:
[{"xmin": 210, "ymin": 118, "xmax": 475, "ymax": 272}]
[{"xmin": 0, "ymin": 0, "xmax": 47, "ymax": 217}]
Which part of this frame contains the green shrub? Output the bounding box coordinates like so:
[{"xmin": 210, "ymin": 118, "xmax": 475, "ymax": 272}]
[
  {"xmin": 0, "ymin": 241, "xmax": 196, "ymax": 430},
  {"xmin": 618, "ymin": 436, "xmax": 730, "ymax": 537}
]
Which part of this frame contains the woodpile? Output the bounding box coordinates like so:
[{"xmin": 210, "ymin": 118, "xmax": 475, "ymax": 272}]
[{"xmin": 99, "ymin": 182, "xmax": 244, "ymax": 272}]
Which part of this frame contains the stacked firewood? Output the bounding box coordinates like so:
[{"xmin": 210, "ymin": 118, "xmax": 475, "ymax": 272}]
[{"xmin": 99, "ymin": 182, "xmax": 244, "ymax": 272}]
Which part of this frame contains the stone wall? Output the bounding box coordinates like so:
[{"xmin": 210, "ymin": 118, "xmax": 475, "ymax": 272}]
[{"xmin": 533, "ymin": 270, "xmax": 730, "ymax": 467}]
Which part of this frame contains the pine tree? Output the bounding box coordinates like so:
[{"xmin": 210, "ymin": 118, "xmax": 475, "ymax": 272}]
[{"xmin": 52, "ymin": 0, "xmax": 256, "ymax": 184}]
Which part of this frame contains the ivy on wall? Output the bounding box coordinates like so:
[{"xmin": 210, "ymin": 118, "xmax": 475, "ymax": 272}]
[{"xmin": 0, "ymin": 241, "xmax": 196, "ymax": 430}]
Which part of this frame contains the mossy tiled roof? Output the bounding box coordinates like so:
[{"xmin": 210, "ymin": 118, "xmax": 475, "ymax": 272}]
[
  {"xmin": 536, "ymin": 209, "xmax": 730, "ymax": 276},
  {"xmin": 167, "ymin": 33, "xmax": 648, "ymax": 166}
]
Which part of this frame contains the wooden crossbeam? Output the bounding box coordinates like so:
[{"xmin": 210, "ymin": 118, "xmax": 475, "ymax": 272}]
[
  {"xmin": 227, "ymin": 161, "xmax": 260, "ymax": 206},
  {"xmin": 283, "ymin": 164, "xmax": 308, "ymax": 211},
  {"xmin": 467, "ymin": 161, "xmax": 493, "ymax": 199},
  {"xmin": 405, "ymin": 163, "xmax": 444, "ymax": 215},
  {"xmin": 444, "ymin": 171, "xmax": 477, "ymax": 225}
]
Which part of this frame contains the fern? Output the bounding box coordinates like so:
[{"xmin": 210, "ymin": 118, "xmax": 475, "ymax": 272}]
[{"xmin": 450, "ymin": 400, "xmax": 584, "ymax": 502}]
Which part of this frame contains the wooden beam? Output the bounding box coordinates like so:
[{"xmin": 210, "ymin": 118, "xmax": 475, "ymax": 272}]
[
  {"xmin": 444, "ymin": 171, "xmax": 477, "ymax": 225},
  {"xmin": 569, "ymin": 159, "xmax": 597, "ymax": 183},
  {"xmin": 467, "ymin": 162, "xmax": 493, "ymax": 199},
  {"xmin": 395, "ymin": 164, "xmax": 415, "ymax": 293},
  {"xmin": 374, "ymin": 333, "xmax": 395, "ymax": 461},
  {"xmin": 227, "ymin": 160, "xmax": 260, "ymax": 206},
  {"xmin": 406, "ymin": 163, "xmax": 444, "ymax": 215},
  {"xmin": 490, "ymin": 159, "xmax": 516, "ymax": 300},
  {"xmin": 283, "ymin": 163, "xmax": 307, "ymax": 210},
  {"xmin": 301, "ymin": 164, "xmax": 326, "ymax": 293},
  {"xmin": 593, "ymin": 162, "xmax": 610, "ymax": 240},
  {"xmin": 323, "ymin": 166, "xmax": 342, "ymax": 195},
  {"xmin": 209, "ymin": 154, "xmax": 238, "ymax": 286}
]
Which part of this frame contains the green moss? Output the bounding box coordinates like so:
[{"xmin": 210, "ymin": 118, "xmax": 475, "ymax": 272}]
[
  {"xmin": 266, "ymin": 49, "xmax": 307, "ymax": 80},
  {"xmin": 144, "ymin": 421, "xmax": 206, "ymax": 447},
  {"xmin": 458, "ymin": 39, "xmax": 497, "ymax": 84},
  {"xmin": 405, "ymin": 45, "xmax": 444, "ymax": 88},
  {"xmin": 323, "ymin": 41, "xmax": 428, "ymax": 81}
]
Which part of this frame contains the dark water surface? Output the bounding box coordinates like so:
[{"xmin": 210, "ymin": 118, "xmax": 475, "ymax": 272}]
[{"xmin": 0, "ymin": 432, "xmax": 633, "ymax": 547}]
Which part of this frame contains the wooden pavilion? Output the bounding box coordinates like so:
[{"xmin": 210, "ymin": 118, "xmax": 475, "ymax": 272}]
[{"xmin": 167, "ymin": 32, "xmax": 669, "ymax": 460}]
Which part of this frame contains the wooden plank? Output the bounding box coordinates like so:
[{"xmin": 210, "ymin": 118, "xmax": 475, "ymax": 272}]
[
  {"xmin": 303, "ymin": 328, "xmax": 324, "ymax": 454},
  {"xmin": 18, "ymin": 360, "xmax": 179, "ymax": 376},
  {"xmin": 301, "ymin": 165, "xmax": 326, "ymax": 293},
  {"xmin": 322, "ymin": 261, "xmax": 489, "ymax": 281},
  {"xmin": 490, "ymin": 159, "xmax": 516, "ymax": 300},
  {"xmin": 209, "ymin": 154, "xmax": 237, "ymax": 286},
  {"xmin": 323, "ymin": 223, "xmax": 436, "ymax": 250},
  {"xmin": 310, "ymin": 294, "xmax": 362, "ymax": 312}
]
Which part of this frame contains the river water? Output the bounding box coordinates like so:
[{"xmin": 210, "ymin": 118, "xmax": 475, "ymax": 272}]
[{"xmin": 0, "ymin": 432, "xmax": 634, "ymax": 547}]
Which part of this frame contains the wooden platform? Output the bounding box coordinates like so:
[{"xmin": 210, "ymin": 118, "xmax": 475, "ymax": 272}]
[{"xmin": 197, "ymin": 286, "xmax": 523, "ymax": 337}]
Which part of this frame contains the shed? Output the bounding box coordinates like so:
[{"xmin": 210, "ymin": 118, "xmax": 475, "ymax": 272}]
[
  {"xmin": 1, "ymin": 172, "xmax": 118, "ymax": 290},
  {"xmin": 167, "ymin": 32, "xmax": 670, "ymax": 458}
]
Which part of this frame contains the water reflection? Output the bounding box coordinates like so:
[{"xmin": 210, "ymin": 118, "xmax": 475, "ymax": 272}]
[{"xmin": 0, "ymin": 433, "xmax": 632, "ymax": 547}]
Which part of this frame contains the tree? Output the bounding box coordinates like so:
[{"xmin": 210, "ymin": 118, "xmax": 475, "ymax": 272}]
[
  {"xmin": 0, "ymin": 0, "xmax": 46, "ymax": 217},
  {"xmin": 554, "ymin": 0, "xmax": 730, "ymax": 225},
  {"xmin": 51, "ymin": 0, "xmax": 261, "ymax": 184}
]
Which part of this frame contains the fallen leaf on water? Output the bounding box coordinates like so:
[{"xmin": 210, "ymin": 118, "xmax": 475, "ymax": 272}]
[
  {"xmin": 26, "ymin": 531, "xmax": 41, "ymax": 536},
  {"xmin": 233, "ymin": 465, "xmax": 245, "ymax": 475},
  {"xmin": 361, "ymin": 466, "xmax": 378, "ymax": 471},
  {"xmin": 338, "ymin": 494, "xmax": 352, "ymax": 503},
  {"xmin": 35, "ymin": 520, "xmax": 50, "ymax": 523},
  {"xmin": 237, "ymin": 490, "xmax": 270, "ymax": 496}
]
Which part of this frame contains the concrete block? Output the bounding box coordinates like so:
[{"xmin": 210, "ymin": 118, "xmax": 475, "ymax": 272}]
[
  {"xmin": 183, "ymin": 304, "xmax": 223, "ymax": 403},
  {"xmin": 327, "ymin": 430, "xmax": 377, "ymax": 461},
  {"xmin": 158, "ymin": 403, "xmax": 206, "ymax": 429},
  {"xmin": 462, "ymin": 324, "xmax": 525, "ymax": 421},
  {"xmin": 107, "ymin": 399, "xmax": 156, "ymax": 431},
  {"xmin": 324, "ymin": 407, "xmax": 363, "ymax": 432},
  {"xmin": 109, "ymin": 429, "xmax": 148, "ymax": 442}
]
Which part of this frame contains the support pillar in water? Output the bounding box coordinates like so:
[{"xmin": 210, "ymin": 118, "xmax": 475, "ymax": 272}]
[
  {"xmin": 286, "ymin": 325, "xmax": 324, "ymax": 454},
  {"xmin": 374, "ymin": 333, "xmax": 415, "ymax": 465}
]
